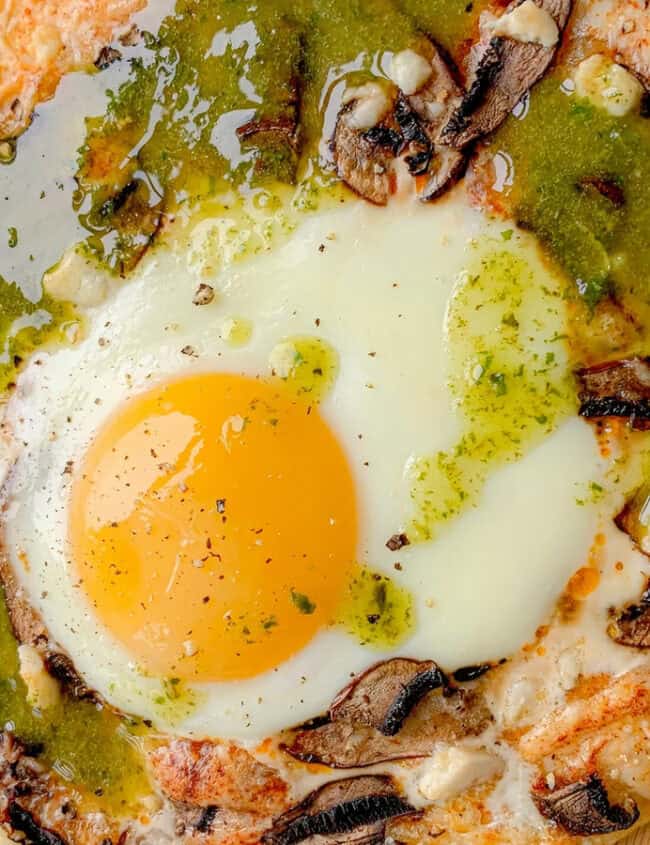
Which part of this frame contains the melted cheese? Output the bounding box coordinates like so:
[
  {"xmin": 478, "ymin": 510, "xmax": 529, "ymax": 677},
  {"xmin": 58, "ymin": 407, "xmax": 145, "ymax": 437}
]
[{"xmin": 491, "ymin": 0, "xmax": 559, "ymax": 48}]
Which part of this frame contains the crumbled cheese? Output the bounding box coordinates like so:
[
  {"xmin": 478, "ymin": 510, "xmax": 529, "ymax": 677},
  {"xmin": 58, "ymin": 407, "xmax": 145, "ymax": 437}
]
[
  {"xmin": 30, "ymin": 24, "xmax": 63, "ymax": 64},
  {"xmin": 499, "ymin": 677, "xmax": 537, "ymax": 725},
  {"xmin": 557, "ymin": 644, "xmax": 584, "ymax": 691},
  {"xmin": 269, "ymin": 340, "xmax": 299, "ymax": 378},
  {"xmin": 43, "ymin": 245, "xmax": 111, "ymax": 307},
  {"xmin": 418, "ymin": 745, "xmax": 503, "ymax": 801},
  {"xmin": 342, "ymin": 82, "xmax": 391, "ymax": 130},
  {"xmin": 574, "ymin": 54, "xmax": 644, "ymax": 117},
  {"xmin": 220, "ymin": 316, "xmax": 252, "ymax": 347},
  {"xmin": 17, "ymin": 645, "xmax": 60, "ymax": 711},
  {"xmin": 388, "ymin": 49, "xmax": 432, "ymax": 96},
  {"xmin": 182, "ymin": 640, "xmax": 198, "ymax": 657},
  {"xmin": 491, "ymin": 0, "xmax": 559, "ymax": 48}
]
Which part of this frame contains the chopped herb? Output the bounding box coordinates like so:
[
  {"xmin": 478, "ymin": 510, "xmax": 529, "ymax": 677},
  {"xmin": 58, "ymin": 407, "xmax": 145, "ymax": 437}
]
[{"xmin": 291, "ymin": 589, "xmax": 316, "ymax": 615}]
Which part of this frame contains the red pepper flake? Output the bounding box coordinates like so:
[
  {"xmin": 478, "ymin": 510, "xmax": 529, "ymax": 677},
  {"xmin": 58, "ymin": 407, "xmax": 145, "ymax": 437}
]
[{"xmin": 216, "ymin": 499, "xmax": 226, "ymax": 513}]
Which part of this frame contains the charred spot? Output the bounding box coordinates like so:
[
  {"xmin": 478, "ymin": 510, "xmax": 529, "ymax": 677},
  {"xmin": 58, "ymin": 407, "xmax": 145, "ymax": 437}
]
[
  {"xmin": 379, "ymin": 664, "xmax": 446, "ymax": 736},
  {"xmin": 440, "ymin": 38, "xmax": 504, "ymax": 145},
  {"xmin": 533, "ymin": 774, "xmax": 639, "ymax": 836},
  {"xmin": 452, "ymin": 663, "xmax": 492, "ymax": 683},
  {"xmin": 577, "ymin": 357, "xmax": 650, "ymax": 430},
  {"xmin": 394, "ymin": 95, "xmax": 431, "ymax": 175},
  {"xmin": 6, "ymin": 801, "xmax": 68, "ymax": 845},
  {"xmin": 361, "ymin": 125, "xmax": 403, "ymax": 155},
  {"xmin": 195, "ymin": 805, "xmax": 219, "ymax": 833},
  {"xmin": 262, "ymin": 775, "xmax": 417, "ymax": 845},
  {"xmin": 98, "ymin": 180, "xmax": 138, "ymax": 219}
]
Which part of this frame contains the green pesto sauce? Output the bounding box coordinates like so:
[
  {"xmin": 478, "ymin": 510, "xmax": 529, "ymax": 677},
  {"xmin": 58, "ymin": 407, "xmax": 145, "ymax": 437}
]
[
  {"xmin": 488, "ymin": 74, "xmax": 650, "ymax": 307},
  {"xmin": 0, "ymin": 276, "xmax": 77, "ymax": 391},
  {"xmin": 74, "ymin": 0, "xmax": 483, "ymax": 269},
  {"xmin": 0, "ymin": 589, "xmax": 152, "ymax": 813},
  {"xmin": 269, "ymin": 335, "xmax": 338, "ymax": 402},
  {"xmin": 336, "ymin": 564, "xmax": 414, "ymax": 647},
  {"xmin": 408, "ymin": 245, "xmax": 574, "ymax": 542}
]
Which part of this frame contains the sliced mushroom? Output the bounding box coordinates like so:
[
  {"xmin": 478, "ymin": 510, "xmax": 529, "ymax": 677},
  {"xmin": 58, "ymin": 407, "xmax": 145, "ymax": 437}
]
[
  {"xmin": 5, "ymin": 801, "xmax": 67, "ymax": 845},
  {"xmin": 394, "ymin": 42, "xmax": 468, "ymax": 200},
  {"xmin": 43, "ymin": 651, "xmax": 98, "ymax": 702},
  {"xmin": 577, "ymin": 357, "xmax": 650, "ymax": 430},
  {"xmin": 578, "ymin": 176, "xmax": 625, "ymax": 209},
  {"xmin": 440, "ymin": 0, "xmax": 572, "ymax": 148},
  {"xmin": 94, "ymin": 45, "xmax": 122, "ymax": 70},
  {"xmin": 616, "ymin": 484, "xmax": 650, "ymax": 556},
  {"xmin": 532, "ymin": 774, "xmax": 639, "ymax": 836},
  {"xmin": 262, "ymin": 775, "xmax": 417, "ymax": 845},
  {"xmin": 237, "ymin": 116, "xmax": 299, "ymax": 148},
  {"xmin": 404, "ymin": 42, "xmax": 463, "ymax": 143},
  {"xmin": 285, "ymin": 685, "xmax": 490, "ymax": 768},
  {"xmin": 418, "ymin": 146, "xmax": 468, "ymax": 201},
  {"xmin": 609, "ymin": 579, "xmax": 650, "ymax": 649},
  {"xmin": 332, "ymin": 89, "xmax": 401, "ymax": 206},
  {"xmin": 330, "ymin": 658, "xmax": 446, "ymax": 736}
]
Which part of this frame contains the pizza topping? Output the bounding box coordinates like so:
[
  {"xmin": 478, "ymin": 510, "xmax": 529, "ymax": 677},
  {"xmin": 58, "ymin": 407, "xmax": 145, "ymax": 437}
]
[
  {"xmin": 285, "ymin": 684, "xmax": 490, "ymax": 768},
  {"xmin": 405, "ymin": 42, "xmax": 462, "ymax": 140},
  {"xmin": 417, "ymin": 745, "xmax": 502, "ymax": 801},
  {"xmin": 609, "ymin": 579, "xmax": 650, "ymax": 649},
  {"xmin": 261, "ymin": 775, "xmax": 417, "ymax": 845},
  {"xmin": 418, "ymin": 146, "xmax": 467, "ymax": 201},
  {"xmin": 574, "ymin": 55, "xmax": 644, "ymax": 118},
  {"xmin": 577, "ymin": 357, "xmax": 650, "ymax": 430},
  {"xmin": 330, "ymin": 658, "xmax": 447, "ymax": 736},
  {"xmin": 532, "ymin": 774, "xmax": 639, "ymax": 835},
  {"xmin": 388, "ymin": 50, "xmax": 432, "ymax": 97},
  {"xmin": 43, "ymin": 651, "xmax": 98, "ymax": 702},
  {"xmin": 394, "ymin": 95, "xmax": 432, "ymax": 176},
  {"xmin": 5, "ymin": 801, "xmax": 67, "ymax": 845},
  {"xmin": 332, "ymin": 88, "xmax": 400, "ymax": 206},
  {"xmin": 440, "ymin": 0, "xmax": 572, "ymax": 148},
  {"xmin": 615, "ymin": 485, "xmax": 650, "ymax": 556},
  {"xmin": 490, "ymin": 0, "xmax": 559, "ymax": 48}
]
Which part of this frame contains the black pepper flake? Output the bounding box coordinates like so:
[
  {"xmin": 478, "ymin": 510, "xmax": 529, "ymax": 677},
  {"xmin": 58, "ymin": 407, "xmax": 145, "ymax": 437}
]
[{"xmin": 386, "ymin": 532, "xmax": 409, "ymax": 552}]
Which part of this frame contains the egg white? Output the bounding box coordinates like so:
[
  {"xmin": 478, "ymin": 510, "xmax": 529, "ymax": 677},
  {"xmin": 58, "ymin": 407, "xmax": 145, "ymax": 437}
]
[{"xmin": 2, "ymin": 194, "xmax": 610, "ymax": 739}]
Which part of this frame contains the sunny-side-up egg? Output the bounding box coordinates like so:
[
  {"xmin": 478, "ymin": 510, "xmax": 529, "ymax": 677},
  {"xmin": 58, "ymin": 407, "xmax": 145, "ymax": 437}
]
[{"xmin": 1, "ymin": 192, "xmax": 613, "ymax": 740}]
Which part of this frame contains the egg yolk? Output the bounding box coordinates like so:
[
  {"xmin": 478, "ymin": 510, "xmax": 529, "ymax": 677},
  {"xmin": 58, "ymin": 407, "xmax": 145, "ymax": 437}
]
[{"xmin": 69, "ymin": 373, "xmax": 358, "ymax": 681}]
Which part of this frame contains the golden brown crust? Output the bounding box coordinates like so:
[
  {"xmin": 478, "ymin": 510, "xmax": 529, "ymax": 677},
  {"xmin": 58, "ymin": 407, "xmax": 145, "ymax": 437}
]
[{"xmin": 0, "ymin": 0, "xmax": 145, "ymax": 139}]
